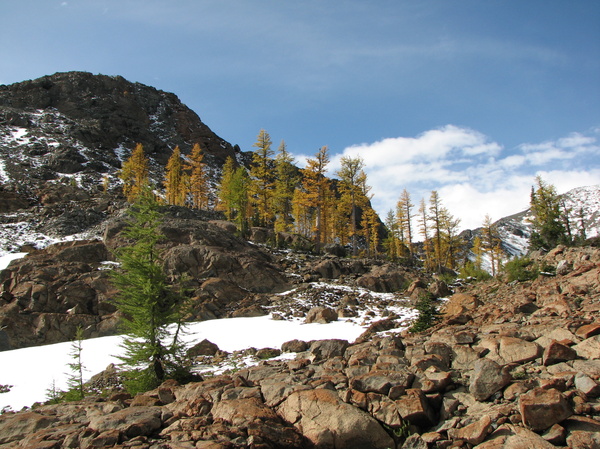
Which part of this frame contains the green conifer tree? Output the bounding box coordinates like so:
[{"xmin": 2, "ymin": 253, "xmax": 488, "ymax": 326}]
[
  {"xmin": 65, "ymin": 326, "xmax": 86, "ymax": 401},
  {"xmin": 111, "ymin": 188, "xmax": 190, "ymax": 393},
  {"xmin": 528, "ymin": 176, "xmax": 569, "ymax": 250}
]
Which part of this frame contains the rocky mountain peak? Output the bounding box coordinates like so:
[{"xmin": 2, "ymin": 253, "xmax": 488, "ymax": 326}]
[{"xmin": 0, "ymin": 71, "xmax": 236, "ymax": 184}]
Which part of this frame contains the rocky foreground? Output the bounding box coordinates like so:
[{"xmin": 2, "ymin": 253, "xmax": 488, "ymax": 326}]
[{"xmin": 1, "ymin": 244, "xmax": 599, "ymax": 448}]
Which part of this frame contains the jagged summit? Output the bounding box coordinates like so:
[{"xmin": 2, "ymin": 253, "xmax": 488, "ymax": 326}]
[{"xmin": 0, "ymin": 71, "xmax": 237, "ymax": 182}]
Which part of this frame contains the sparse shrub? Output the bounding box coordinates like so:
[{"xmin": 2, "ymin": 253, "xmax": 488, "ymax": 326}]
[
  {"xmin": 0, "ymin": 384, "xmax": 11, "ymax": 394},
  {"xmin": 503, "ymin": 256, "xmax": 539, "ymax": 282},
  {"xmin": 409, "ymin": 293, "xmax": 440, "ymax": 333},
  {"xmin": 437, "ymin": 272, "xmax": 457, "ymax": 285},
  {"xmin": 459, "ymin": 261, "xmax": 492, "ymax": 281}
]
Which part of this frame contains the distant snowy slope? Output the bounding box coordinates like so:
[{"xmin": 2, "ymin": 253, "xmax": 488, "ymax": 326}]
[{"xmin": 492, "ymin": 184, "xmax": 600, "ymax": 256}]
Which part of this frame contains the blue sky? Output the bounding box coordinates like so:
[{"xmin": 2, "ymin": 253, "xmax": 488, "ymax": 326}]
[{"xmin": 1, "ymin": 1, "xmax": 599, "ymax": 229}]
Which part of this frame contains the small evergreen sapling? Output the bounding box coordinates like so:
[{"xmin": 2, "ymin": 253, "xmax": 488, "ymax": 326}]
[
  {"xmin": 111, "ymin": 188, "xmax": 191, "ymax": 394},
  {"xmin": 409, "ymin": 293, "xmax": 441, "ymax": 333},
  {"xmin": 65, "ymin": 326, "xmax": 86, "ymax": 401}
]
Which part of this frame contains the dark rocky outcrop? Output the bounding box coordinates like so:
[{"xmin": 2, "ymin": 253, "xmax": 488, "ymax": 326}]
[
  {"xmin": 0, "ymin": 71, "xmax": 237, "ymax": 166},
  {"xmin": 0, "ymin": 211, "xmax": 292, "ymax": 349}
]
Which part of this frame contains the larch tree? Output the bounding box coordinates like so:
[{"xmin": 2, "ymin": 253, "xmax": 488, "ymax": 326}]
[
  {"xmin": 164, "ymin": 146, "xmax": 188, "ymax": 206},
  {"xmin": 397, "ymin": 189, "xmax": 414, "ymax": 257},
  {"xmin": 384, "ymin": 209, "xmax": 400, "ymax": 261},
  {"xmin": 120, "ymin": 143, "xmax": 149, "ymax": 202},
  {"xmin": 217, "ymin": 156, "xmax": 236, "ymax": 220},
  {"xmin": 273, "ymin": 140, "xmax": 299, "ymax": 235},
  {"xmin": 249, "ymin": 129, "xmax": 275, "ymax": 227},
  {"xmin": 471, "ymin": 235, "xmax": 484, "ymax": 272},
  {"xmin": 111, "ymin": 188, "xmax": 190, "ymax": 393},
  {"xmin": 336, "ymin": 155, "xmax": 366, "ymax": 256},
  {"xmin": 229, "ymin": 166, "xmax": 252, "ymax": 236},
  {"xmin": 186, "ymin": 143, "xmax": 210, "ymax": 210},
  {"xmin": 418, "ymin": 198, "xmax": 434, "ymax": 271},
  {"xmin": 429, "ymin": 191, "xmax": 444, "ymax": 272},
  {"xmin": 361, "ymin": 206, "xmax": 380, "ymax": 258},
  {"xmin": 481, "ymin": 214, "xmax": 502, "ymax": 276},
  {"xmin": 297, "ymin": 146, "xmax": 331, "ymax": 252},
  {"xmin": 440, "ymin": 207, "xmax": 462, "ymax": 270},
  {"xmin": 528, "ymin": 176, "xmax": 568, "ymax": 250}
]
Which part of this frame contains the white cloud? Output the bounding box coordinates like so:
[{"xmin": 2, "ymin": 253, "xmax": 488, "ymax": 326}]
[
  {"xmin": 336, "ymin": 126, "xmax": 600, "ymax": 232},
  {"xmin": 340, "ymin": 125, "xmax": 498, "ymax": 170}
]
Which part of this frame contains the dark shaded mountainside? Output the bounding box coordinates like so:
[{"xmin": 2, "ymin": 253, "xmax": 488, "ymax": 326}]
[{"xmin": 0, "ymin": 72, "xmax": 599, "ymax": 449}]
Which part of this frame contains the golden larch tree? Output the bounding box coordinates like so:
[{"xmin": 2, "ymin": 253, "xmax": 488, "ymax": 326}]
[
  {"xmin": 185, "ymin": 143, "xmax": 210, "ymax": 209},
  {"xmin": 249, "ymin": 129, "xmax": 275, "ymax": 227},
  {"xmin": 120, "ymin": 143, "xmax": 149, "ymax": 202},
  {"xmin": 164, "ymin": 146, "xmax": 188, "ymax": 206}
]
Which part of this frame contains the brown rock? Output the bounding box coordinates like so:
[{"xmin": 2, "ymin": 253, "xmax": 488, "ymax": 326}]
[
  {"xmin": 447, "ymin": 414, "xmax": 492, "ymax": 445},
  {"xmin": 402, "ymin": 434, "xmax": 428, "ymax": 449},
  {"xmin": 519, "ymin": 387, "xmax": 573, "ymax": 431},
  {"xmin": 541, "ymin": 423, "xmax": 566, "ymax": 446},
  {"xmin": 187, "ymin": 338, "xmax": 220, "ymax": 357},
  {"xmin": 281, "ymin": 339, "xmax": 309, "ymax": 353},
  {"xmin": 305, "ymin": 306, "xmax": 338, "ymax": 324},
  {"xmin": 0, "ymin": 412, "xmax": 58, "ymax": 445},
  {"xmin": 211, "ymin": 398, "xmax": 279, "ymax": 427},
  {"xmin": 277, "ymin": 388, "xmax": 394, "ymax": 449},
  {"xmin": 499, "ymin": 337, "xmax": 542, "ymax": 364},
  {"xmin": 575, "ymin": 322, "xmax": 600, "ymax": 339},
  {"xmin": 574, "ymin": 372, "xmax": 600, "ymax": 397},
  {"xmin": 444, "ymin": 293, "xmax": 482, "ymax": 318},
  {"xmin": 566, "ymin": 431, "xmax": 600, "ymax": 449},
  {"xmin": 366, "ymin": 393, "xmax": 404, "ymax": 427},
  {"xmin": 469, "ymin": 358, "xmax": 511, "ymax": 401},
  {"xmin": 349, "ymin": 369, "xmax": 414, "ymax": 395},
  {"xmin": 542, "ymin": 340, "xmax": 577, "ymax": 366},
  {"xmin": 475, "ymin": 424, "xmax": 556, "ymax": 448},
  {"xmin": 88, "ymin": 406, "xmax": 164, "ymax": 438},
  {"xmin": 573, "ymin": 335, "xmax": 600, "ymax": 359},
  {"xmin": 309, "ymin": 339, "xmax": 349, "ymax": 361},
  {"xmin": 394, "ymin": 388, "xmax": 437, "ymax": 428}
]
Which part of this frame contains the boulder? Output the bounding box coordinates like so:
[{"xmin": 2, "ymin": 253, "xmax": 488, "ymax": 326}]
[
  {"xmin": 311, "ymin": 258, "xmax": 343, "ymax": 279},
  {"xmin": 187, "ymin": 339, "xmax": 220, "ymax": 357},
  {"xmin": 428, "ymin": 280, "xmax": 451, "ymax": 298},
  {"xmin": 476, "ymin": 424, "xmax": 557, "ymax": 448},
  {"xmin": 542, "ymin": 340, "xmax": 577, "ymax": 365},
  {"xmin": 499, "ymin": 337, "xmax": 542, "ymax": 364},
  {"xmin": 573, "ymin": 335, "xmax": 600, "ymax": 359},
  {"xmin": 357, "ymin": 264, "xmax": 407, "ymax": 293},
  {"xmin": 88, "ymin": 405, "xmax": 165, "ymax": 438},
  {"xmin": 211, "ymin": 398, "xmax": 279, "ymax": 427},
  {"xmin": 575, "ymin": 322, "xmax": 600, "ymax": 339},
  {"xmin": 309, "ymin": 339, "xmax": 349, "ymax": 361},
  {"xmin": 395, "ymin": 388, "xmax": 437, "ymax": 428},
  {"xmin": 305, "ymin": 306, "xmax": 338, "ymax": 324},
  {"xmin": 281, "ymin": 339, "xmax": 309, "ymax": 353},
  {"xmin": 519, "ymin": 388, "xmax": 573, "ymax": 431},
  {"xmin": 447, "ymin": 414, "xmax": 492, "ymax": 445},
  {"xmin": 443, "ymin": 293, "xmax": 481, "ymax": 323},
  {"xmin": 566, "ymin": 431, "xmax": 600, "ymax": 449},
  {"xmin": 469, "ymin": 358, "xmax": 511, "ymax": 401},
  {"xmin": 349, "ymin": 369, "xmax": 414, "ymax": 395},
  {"xmin": 277, "ymin": 388, "xmax": 394, "ymax": 449},
  {"xmin": 574, "ymin": 372, "xmax": 600, "ymax": 397},
  {"xmin": 0, "ymin": 412, "xmax": 58, "ymax": 445}
]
